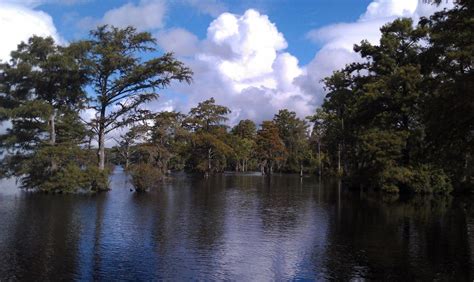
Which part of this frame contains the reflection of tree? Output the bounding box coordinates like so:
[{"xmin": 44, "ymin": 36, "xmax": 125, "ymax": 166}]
[
  {"xmin": 188, "ymin": 176, "xmax": 227, "ymax": 250},
  {"xmin": 321, "ymin": 190, "xmax": 471, "ymax": 280},
  {"xmin": 0, "ymin": 194, "xmax": 82, "ymax": 280},
  {"xmin": 142, "ymin": 174, "xmax": 228, "ymax": 279},
  {"xmin": 258, "ymin": 175, "xmax": 315, "ymax": 232}
]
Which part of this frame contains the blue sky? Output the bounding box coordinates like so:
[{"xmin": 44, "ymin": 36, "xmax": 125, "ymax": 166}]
[
  {"xmin": 0, "ymin": 0, "xmax": 453, "ymax": 128},
  {"xmin": 36, "ymin": 0, "xmax": 372, "ymax": 65}
]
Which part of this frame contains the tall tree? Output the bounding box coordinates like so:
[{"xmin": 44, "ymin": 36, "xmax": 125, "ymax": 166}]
[
  {"xmin": 185, "ymin": 97, "xmax": 230, "ymax": 132},
  {"xmin": 273, "ymin": 109, "xmax": 310, "ymax": 174},
  {"xmin": 0, "ymin": 36, "xmax": 102, "ymax": 192},
  {"xmin": 318, "ymin": 18, "xmax": 454, "ymax": 193},
  {"xmin": 256, "ymin": 121, "xmax": 287, "ymax": 175},
  {"xmin": 0, "ymin": 36, "xmax": 87, "ymax": 150},
  {"xmin": 421, "ymin": 0, "xmax": 474, "ymax": 188},
  {"xmin": 82, "ymin": 25, "xmax": 192, "ymax": 170},
  {"xmin": 150, "ymin": 111, "xmax": 189, "ymax": 172},
  {"xmin": 231, "ymin": 119, "xmax": 257, "ymax": 139},
  {"xmin": 230, "ymin": 119, "xmax": 257, "ymax": 172},
  {"xmin": 185, "ymin": 98, "xmax": 233, "ymax": 174}
]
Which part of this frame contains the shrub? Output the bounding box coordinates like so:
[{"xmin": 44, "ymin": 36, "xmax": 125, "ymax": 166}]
[
  {"xmin": 21, "ymin": 145, "xmax": 110, "ymax": 193},
  {"xmin": 380, "ymin": 164, "xmax": 452, "ymax": 194},
  {"xmin": 129, "ymin": 163, "xmax": 162, "ymax": 192}
]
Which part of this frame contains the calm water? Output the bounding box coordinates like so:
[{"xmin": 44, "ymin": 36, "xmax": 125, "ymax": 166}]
[{"xmin": 0, "ymin": 167, "xmax": 473, "ymax": 280}]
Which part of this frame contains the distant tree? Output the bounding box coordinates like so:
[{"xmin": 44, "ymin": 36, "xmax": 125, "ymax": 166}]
[
  {"xmin": 81, "ymin": 25, "xmax": 192, "ymax": 171},
  {"xmin": 114, "ymin": 125, "xmax": 148, "ymax": 170},
  {"xmin": 150, "ymin": 111, "xmax": 189, "ymax": 172},
  {"xmin": 231, "ymin": 119, "xmax": 257, "ymax": 139},
  {"xmin": 230, "ymin": 119, "xmax": 257, "ymax": 172},
  {"xmin": 273, "ymin": 109, "xmax": 310, "ymax": 174},
  {"xmin": 185, "ymin": 98, "xmax": 233, "ymax": 174},
  {"xmin": 229, "ymin": 134, "xmax": 255, "ymax": 172},
  {"xmin": 256, "ymin": 121, "xmax": 287, "ymax": 174},
  {"xmin": 191, "ymin": 129, "xmax": 234, "ymax": 173},
  {"xmin": 185, "ymin": 97, "xmax": 230, "ymax": 132},
  {"xmin": 307, "ymin": 108, "xmax": 329, "ymax": 177}
]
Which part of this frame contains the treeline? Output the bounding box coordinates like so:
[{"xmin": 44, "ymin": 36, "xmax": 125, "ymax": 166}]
[
  {"xmin": 0, "ymin": 1, "xmax": 472, "ymax": 194},
  {"xmin": 115, "ymin": 0, "xmax": 473, "ymax": 194},
  {"xmin": 312, "ymin": 1, "xmax": 473, "ymax": 194},
  {"xmin": 110, "ymin": 99, "xmax": 319, "ymax": 191}
]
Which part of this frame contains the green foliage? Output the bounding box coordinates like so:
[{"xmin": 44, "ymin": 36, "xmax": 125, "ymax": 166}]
[
  {"xmin": 185, "ymin": 97, "xmax": 230, "ymax": 132},
  {"xmin": 80, "ymin": 25, "xmax": 193, "ymax": 170},
  {"xmin": 273, "ymin": 109, "xmax": 311, "ymax": 173},
  {"xmin": 256, "ymin": 121, "xmax": 287, "ymax": 174},
  {"xmin": 190, "ymin": 130, "xmax": 234, "ymax": 173},
  {"xmin": 129, "ymin": 163, "xmax": 162, "ymax": 192},
  {"xmin": 2, "ymin": 2, "xmax": 471, "ymax": 195},
  {"xmin": 231, "ymin": 119, "xmax": 257, "ymax": 139},
  {"xmin": 381, "ymin": 165, "xmax": 452, "ymax": 194},
  {"xmin": 311, "ymin": 3, "xmax": 473, "ymax": 194},
  {"xmin": 20, "ymin": 145, "xmax": 109, "ymax": 193},
  {"xmin": 150, "ymin": 111, "xmax": 190, "ymax": 172}
]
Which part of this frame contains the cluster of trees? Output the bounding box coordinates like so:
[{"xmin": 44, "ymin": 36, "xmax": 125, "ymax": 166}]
[
  {"xmin": 0, "ymin": 1, "xmax": 471, "ymax": 194},
  {"xmin": 0, "ymin": 25, "xmax": 191, "ymax": 193},
  {"xmin": 112, "ymin": 98, "xmax": 321, "ymax": 191},
  {"xmin": 312, "ymin": 1, "xmax": 473, "ymax": 193}
]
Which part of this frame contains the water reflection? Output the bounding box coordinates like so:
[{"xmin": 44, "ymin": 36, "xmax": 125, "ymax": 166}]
[{"xmin": 0, "ymin": 169, "xmax": 472, "ymax": 280}]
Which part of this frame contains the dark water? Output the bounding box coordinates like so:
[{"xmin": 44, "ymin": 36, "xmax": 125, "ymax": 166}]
[{"xmin": 0, "ymin": 168, "xmax": 473, "ymax": 280}]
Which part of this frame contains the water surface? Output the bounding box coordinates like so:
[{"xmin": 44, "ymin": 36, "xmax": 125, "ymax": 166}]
[{"xmin": 0, "ymin": 168, "xmax": 473, "ymax": 280}]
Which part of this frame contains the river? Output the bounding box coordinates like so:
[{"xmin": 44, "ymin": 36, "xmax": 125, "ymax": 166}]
[{"xmin": 0, "ymin": 167, "xmax": 473, "ymax": 280}]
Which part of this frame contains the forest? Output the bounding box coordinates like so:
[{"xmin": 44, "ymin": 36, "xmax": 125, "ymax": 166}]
[{"xmin": 0, "ymin": 0, "xmax": 472, "ymax": 194}]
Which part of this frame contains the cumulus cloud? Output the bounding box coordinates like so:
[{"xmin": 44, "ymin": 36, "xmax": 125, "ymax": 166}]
[
  {"xmin": 78, "ymin": 0, "xmax": 166, "ymax": 31},
  {"xmin": 167, "ymin": 9, "xmax": 312, "ymax": 124},
  {"xmin": 159, "ymin": 0, "xmax": 456, "ymax": 124},
  {"xmin": 0, "ymin": 3, "xmax": 62, "ymax": 61}
]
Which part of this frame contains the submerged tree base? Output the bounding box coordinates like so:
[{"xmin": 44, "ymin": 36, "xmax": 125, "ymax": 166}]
[
  {"xmin": 129, "ymin": 163, "xmax": 162, "ymax": 192},
  {"xmin": 18, "ymin": 146, "xmax": 111, "ymax": 193}
]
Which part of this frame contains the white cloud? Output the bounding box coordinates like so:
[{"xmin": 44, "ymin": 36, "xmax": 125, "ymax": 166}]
[
  {"xmin": 102, "ymin": 0, "xmax": 166, "ymax": 30},
  {"xmin": 361, "ymin": 0, "xmax": 418, "ymax": 21},
  {"xmin": 78, "ymin": 0, "xmax": 166, "ymax": 31},
  {"xmin": 165, "ymin": 1, "xmax": 456, "ymax": 124},
  {"xmin": 169, "ymin": 9, "xmax": 312, "ymax": 124},
  {"xmin": 0, "ymin": 3, "xmax": 62, "ymax": 61},
  {"xmin": 155, "ymin": 28, "xmax": 199, "ymax": 56},
  {"xmin": 181, "ymin": 0, "xmax": 227, "ymax": 17}
]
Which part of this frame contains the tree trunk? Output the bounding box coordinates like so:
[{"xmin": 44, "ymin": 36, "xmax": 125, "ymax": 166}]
[
  {"xmin": 318, "ymin": 140, "xmax": 322, "ymax": 177},
  {"xmin": 49, "ymin": 110, "xmax": 56, "ymax": 145},
  {"xmin": 49, "ymin": 110, "xmax": 58, "ymax": 171},
  {"xmin": 300, "ymin": 164, "xmax": 303, "ymax": 177},
  {"xmin": 337, "ymin": 143, "xmax": 342, "ymax": 175},
  {"xmin": 208, "ymin": 148, "xmax": 212, "ymax": 173},
  {"xmin": 125, "ymin": 149, "xmax": 129, "ymax": 170},
  {"xmin": 98, "ymin": 107, "xmax": 106, "ymax": 171}
]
